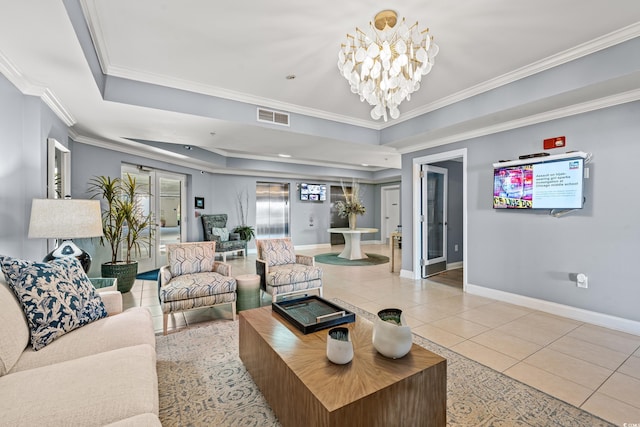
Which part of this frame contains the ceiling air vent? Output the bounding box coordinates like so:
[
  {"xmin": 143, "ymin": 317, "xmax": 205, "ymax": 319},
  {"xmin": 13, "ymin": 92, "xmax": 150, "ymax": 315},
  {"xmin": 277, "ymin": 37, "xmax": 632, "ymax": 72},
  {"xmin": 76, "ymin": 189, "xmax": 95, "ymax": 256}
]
[{"xmin": 257, "ymin": 108, "xmax": 290, "ymax": 127}]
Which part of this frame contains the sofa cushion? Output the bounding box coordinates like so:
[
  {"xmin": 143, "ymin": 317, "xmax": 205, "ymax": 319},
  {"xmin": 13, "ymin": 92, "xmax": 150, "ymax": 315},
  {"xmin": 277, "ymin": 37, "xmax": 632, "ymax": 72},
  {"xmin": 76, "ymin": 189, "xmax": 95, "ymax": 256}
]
[
  {"xmin": 0, "ymin": 256, "xmax": 107, "ymax": 350},
  {"xmin": 0, "ymin": 279, "xmax": 30, "ymax": 376},
  {"xmin": 212, "ymin": 227, "xmax": 229, "ymax": 242},
  {"xmin": 10, "ymin": 307, "xmax": 155, "ymax": 373},
  {"xmin": 0, "ymin": 344, "xmax": 158, "ymax": 426},
  {"xmin": 104, "ymin": 413, "xmax": 163, "ymax": 427}
]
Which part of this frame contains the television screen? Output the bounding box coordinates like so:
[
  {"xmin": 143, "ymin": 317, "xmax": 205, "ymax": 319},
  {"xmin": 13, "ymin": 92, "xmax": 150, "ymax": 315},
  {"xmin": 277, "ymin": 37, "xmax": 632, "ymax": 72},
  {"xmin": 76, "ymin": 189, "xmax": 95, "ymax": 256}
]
[
  {"xmin": 300, "ymin": 183, "xmax": 326, "ymax": 201},
  {"xmin": 493, "ymin": 157, "xmax": 584, "ymax": 209}
]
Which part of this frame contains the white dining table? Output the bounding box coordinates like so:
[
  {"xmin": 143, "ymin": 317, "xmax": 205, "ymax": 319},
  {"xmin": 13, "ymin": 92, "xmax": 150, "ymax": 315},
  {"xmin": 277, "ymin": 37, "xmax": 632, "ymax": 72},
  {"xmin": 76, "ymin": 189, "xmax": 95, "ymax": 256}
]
[{"xmin": 327, "ymin": 227, "xmax": 379, "ymax": 260}]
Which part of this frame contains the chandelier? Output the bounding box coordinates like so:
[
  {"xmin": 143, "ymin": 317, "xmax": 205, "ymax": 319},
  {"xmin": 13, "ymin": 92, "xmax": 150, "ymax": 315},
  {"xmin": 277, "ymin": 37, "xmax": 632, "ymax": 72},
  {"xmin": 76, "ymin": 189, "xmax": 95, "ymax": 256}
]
[{"xmin": 337, "ymin": 10, "xmax": 439, "ymax": 121}]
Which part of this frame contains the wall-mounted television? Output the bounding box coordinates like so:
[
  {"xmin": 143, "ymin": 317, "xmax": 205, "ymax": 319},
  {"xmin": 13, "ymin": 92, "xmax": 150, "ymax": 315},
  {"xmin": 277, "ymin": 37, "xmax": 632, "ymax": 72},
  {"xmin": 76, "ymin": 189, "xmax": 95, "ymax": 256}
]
[
  {"xmin": 493, "ymin": 152, "xmax": 587, "ymax": 209},
  {"xmin": 300, "ymin": 183, "xmax": 327, "ymax": 201}
]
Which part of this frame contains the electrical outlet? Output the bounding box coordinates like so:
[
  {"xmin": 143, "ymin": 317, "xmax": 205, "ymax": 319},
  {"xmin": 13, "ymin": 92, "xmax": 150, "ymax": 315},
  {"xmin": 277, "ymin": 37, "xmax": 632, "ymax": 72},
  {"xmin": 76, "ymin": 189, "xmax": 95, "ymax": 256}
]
[
  {"xmin": 576, "ymin": 273, "xmax": 588, "ymax": 288},
  {"xmin": 454, "ymin": 244, "xmax": 459, "ymax": 252}
]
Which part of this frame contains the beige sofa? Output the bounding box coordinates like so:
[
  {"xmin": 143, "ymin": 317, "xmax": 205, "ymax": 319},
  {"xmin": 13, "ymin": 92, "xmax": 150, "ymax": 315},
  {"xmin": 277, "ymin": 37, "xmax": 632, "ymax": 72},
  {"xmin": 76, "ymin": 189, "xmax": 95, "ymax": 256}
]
[{"xmin": 0, "ymin": 276, "xmax": 161, "ymax": 426}]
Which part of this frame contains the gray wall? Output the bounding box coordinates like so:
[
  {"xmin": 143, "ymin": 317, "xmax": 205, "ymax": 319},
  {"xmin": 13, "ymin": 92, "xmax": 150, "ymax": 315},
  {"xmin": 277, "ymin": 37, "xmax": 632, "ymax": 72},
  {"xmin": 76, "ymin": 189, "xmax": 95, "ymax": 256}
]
[
  {"xmin": 403, "ymin": 101, "xmax": 640, "ymax": 322},
  {"xmin": 0, "ymin": 74, "xmax": 69, "ymax": 261},
  {"xmin": 71, "ymin": 141, "xmax": 382, "ymax": 276}
]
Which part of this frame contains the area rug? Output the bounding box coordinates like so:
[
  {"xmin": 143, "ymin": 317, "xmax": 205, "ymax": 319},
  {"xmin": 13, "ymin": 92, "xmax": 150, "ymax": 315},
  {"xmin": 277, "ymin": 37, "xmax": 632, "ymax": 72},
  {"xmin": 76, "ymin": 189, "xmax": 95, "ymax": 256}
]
[
  {"xmin": 136, "ymin": 268, "xmax": 159, "ymax": 280},
  {"xmin": 314, "ymin": 252, "xmax": 389, "ymax": 266},
  {"xmin": 155, "ymin": 300, "xmax": 614, "ymax": 427}
]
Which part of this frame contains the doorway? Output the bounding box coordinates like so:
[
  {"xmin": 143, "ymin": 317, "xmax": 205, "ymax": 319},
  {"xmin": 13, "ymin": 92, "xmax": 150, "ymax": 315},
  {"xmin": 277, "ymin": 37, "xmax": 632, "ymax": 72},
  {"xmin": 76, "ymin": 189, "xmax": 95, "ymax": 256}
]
[
  {"xmin": 412, "ymin": 148, "xmax": 467, "ymax": 289},
  {"xmin": 255, "ymin": 182, "xmax": 290, "ymax": 239},
  {"xmin": 121, "ymin": 165, "xmax": 187, "ymax": 272},
  {"xmin": 421, "ymin": 165, "xmax": 448, "ymax": 277},
  {"xmin": 329, "ymin": 185, "xmax": 349, "ymax": 245},
  {"xmin": 381, "ymin": 185, "xmax": 400, "ymax": 244}
]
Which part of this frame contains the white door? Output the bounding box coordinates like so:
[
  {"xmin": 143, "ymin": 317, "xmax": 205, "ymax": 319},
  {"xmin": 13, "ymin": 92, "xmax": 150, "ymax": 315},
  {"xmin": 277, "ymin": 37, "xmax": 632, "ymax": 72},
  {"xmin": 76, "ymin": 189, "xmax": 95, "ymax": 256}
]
[
  {"xmin": 121, "ymin": 165, "xmax": 186, "ymax": 273},
  {"xmin": 381, "ymin": 186, "xmax": 400, "ymax": 243},
  {"xmin": 421, "ymin": 165, "xmax": 448, "ymax": 277}
]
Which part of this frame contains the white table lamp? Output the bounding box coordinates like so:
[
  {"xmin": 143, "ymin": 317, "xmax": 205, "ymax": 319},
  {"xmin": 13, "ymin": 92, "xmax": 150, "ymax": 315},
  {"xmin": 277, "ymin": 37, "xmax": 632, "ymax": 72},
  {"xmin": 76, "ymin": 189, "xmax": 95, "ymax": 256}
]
[{"xmin": 28, "ymin": 198, "xmax": 104, "ymax": 272}]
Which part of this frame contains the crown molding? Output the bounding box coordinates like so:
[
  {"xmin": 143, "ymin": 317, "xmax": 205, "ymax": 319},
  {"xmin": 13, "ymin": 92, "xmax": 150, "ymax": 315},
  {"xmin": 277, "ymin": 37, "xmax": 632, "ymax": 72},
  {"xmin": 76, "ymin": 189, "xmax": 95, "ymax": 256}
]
[
  {"xmin": 0, "ymin": 50, "xmax": 76, "ymax": 126},
  {"xmin": 79, "ymin": 0, "xmax": 109, "ymax": 75},
  {"xmin": 386, "ymin": 22, "xmax": 640, "ymax": 127},
  {"xmin": 70, "ymin": 131, "xmax": 388, "ymax": 180},
  {"xmin": 397, "ymin": 89, "xmax": 640, "ymax": 154},
  {"xmin": 104, "ymin": 63, "xmax": 380, "ymax": 130}
]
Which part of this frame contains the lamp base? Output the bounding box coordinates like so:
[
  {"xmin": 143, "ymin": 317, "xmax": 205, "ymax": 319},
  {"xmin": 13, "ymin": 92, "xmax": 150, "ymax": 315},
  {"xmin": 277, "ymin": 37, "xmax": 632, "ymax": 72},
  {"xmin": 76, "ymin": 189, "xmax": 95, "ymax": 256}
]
[{"xmin": 43, "ymin": 239, "xmax": 92, "ymax": 272}]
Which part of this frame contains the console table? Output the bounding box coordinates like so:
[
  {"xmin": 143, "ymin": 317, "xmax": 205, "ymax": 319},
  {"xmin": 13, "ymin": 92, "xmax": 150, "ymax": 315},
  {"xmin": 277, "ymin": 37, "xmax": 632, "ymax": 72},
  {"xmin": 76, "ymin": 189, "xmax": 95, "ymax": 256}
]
[{"xmin": 327, "ymin": 227, "xmax": 378, "ymax": 260}]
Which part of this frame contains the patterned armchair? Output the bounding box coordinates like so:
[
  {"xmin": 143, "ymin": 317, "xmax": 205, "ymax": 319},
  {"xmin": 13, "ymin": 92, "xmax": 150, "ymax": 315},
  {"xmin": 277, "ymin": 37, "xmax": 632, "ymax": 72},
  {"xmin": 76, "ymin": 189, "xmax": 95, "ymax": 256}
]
[
  {"xmin": 158, "ymin": 242, "xmax": 236, "ymax": 335},
  {"xmin": 201, "ymin": 214, "xmax": 247, "ymax": 262},
  {"xmin": 255, "ymin": 238, "xmax": 323, "ymax": 303}
]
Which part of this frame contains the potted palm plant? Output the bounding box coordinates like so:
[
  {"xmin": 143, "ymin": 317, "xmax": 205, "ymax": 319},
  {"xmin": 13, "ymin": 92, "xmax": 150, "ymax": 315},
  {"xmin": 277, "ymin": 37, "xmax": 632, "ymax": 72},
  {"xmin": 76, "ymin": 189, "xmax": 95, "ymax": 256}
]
[{"xmin": 88, "ymin": 174, "xmax": 153, "ymax": 293}]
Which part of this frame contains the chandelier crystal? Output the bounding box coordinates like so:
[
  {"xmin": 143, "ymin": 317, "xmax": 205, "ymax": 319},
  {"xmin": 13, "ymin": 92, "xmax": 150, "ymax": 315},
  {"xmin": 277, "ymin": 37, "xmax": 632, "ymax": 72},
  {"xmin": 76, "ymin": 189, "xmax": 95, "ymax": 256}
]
[{"xmin": 337, "ymin": 10, "xmax": 439, "ymax": 121}]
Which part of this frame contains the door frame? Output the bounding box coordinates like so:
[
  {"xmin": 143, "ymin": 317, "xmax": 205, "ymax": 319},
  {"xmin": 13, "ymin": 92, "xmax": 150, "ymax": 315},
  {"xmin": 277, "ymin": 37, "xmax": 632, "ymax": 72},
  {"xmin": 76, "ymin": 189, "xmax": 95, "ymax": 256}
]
[
  {"xmin": 412, "ymin": 148, "xmax": 467, "ymax": 291},
  {"xmin": 380, "ymin": 184, "xmax": 400, "ymax": 244},
  {"xmin": 154, "ymin": 170, "xmax": 187, "ymax": 269},
  {"xmin": 121, "ymin": 164, "xmax": 187, "ymax": 272}
]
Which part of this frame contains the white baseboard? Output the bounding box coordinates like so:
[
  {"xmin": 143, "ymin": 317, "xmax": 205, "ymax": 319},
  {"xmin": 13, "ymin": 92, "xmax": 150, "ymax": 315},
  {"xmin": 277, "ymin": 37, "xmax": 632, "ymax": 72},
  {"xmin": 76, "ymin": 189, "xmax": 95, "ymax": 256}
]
[
  {"xmin": 466, "ymin": 283, "xmax": 640, "ymax": 336},
  {"xmin": 447, "ymin": 261, "xmax": 463, "ymax": 270},
  {"xmin": 295, "ymin": 243, "xmax": 332, "ymax": 251},
  {"xmin": 399, "ymin": 269, "xmax": 414, "ymax": 279}
]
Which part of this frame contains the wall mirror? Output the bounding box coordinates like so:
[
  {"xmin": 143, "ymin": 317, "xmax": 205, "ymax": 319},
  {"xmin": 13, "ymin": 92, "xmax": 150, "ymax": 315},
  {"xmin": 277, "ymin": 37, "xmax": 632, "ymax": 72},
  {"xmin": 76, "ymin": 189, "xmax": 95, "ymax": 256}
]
[{"xmin": 47, "ymin": 138, "xmax": 71, "ymax": 199}]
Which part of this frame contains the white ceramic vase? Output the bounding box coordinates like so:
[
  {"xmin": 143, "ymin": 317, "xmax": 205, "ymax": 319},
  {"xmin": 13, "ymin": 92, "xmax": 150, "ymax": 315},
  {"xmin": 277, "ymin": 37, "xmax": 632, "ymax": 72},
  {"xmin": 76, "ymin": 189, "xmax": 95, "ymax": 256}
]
[
  {"xmin": 348, "ymin": 213, "xmax": 357, "ymax": 230},
  {"xmin": 326, "ymin": 327, "xmax": 354, "ymax": 364},
  {"xmin": 372, "ymin": 308, "xmax": 412, "ymax": 359}
]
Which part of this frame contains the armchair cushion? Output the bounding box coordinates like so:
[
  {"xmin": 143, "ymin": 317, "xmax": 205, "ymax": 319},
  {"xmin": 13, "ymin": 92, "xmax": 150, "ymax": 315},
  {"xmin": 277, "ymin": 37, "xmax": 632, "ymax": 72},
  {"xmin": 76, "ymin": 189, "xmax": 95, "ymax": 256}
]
[
  {"xmin": 168, "ymin": 242, "xmax": 216, "ymax": 277},
  {"xmin": 212, "ymin": 227, "xmax": 229, "ymax": 242},
  {"xmin": 260, "ymin": 239, "xmax": 297, "ymax": 267},
  {"xmin": 268, "ymin": 264, "xmax": 323, "ymax": 286},
  {"xmin": 160, "ymin": 272, "xmax": 236, "ymax": 303}
]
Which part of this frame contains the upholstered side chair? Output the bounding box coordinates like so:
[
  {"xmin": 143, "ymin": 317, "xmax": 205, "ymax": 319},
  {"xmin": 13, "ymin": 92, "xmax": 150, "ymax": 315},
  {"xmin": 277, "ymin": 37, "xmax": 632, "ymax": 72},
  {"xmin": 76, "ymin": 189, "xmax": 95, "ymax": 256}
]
[
  {"xmin": 255, "ymin": 238, "xmax": 323, "ymax": 302},
  {"xmin": 158, "ymin": 241, "xmax": 236, "ymax": 335},
  {"xmin": 201, "ymin": 214, "xmax": 247, "ymax": 262}
]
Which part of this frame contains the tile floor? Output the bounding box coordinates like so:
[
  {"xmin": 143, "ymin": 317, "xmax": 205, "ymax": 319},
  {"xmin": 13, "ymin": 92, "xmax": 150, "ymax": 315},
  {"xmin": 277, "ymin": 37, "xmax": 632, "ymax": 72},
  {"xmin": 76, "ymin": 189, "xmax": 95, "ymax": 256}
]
[{"xmin": 124, "ymin": 243, "xmax": 640, "ymax": 426}]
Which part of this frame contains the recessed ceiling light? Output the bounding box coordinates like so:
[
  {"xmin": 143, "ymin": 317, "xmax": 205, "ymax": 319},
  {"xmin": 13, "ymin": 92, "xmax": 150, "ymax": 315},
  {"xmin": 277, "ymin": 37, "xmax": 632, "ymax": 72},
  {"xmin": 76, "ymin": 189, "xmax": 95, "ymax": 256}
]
[
  {"xmin": 361, "ymin": 163, "xmax": 369, "ymax": 167},
  {"xmin": 278, "ymin": 153, "xmax": 292, "ymax": 158}
]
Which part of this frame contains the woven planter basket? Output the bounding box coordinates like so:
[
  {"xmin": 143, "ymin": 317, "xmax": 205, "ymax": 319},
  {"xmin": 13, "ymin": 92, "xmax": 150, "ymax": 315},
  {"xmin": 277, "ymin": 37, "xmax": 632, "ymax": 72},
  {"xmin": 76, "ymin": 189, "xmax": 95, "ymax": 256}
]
[{"xmin": 101, "ymin": 261, "xmax": 139, "ymax": 293}]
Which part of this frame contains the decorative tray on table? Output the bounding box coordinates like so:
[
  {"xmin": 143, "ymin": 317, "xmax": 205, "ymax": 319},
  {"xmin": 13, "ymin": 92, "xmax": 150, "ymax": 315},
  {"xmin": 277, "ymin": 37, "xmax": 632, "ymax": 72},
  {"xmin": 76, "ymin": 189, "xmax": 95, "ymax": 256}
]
[{"xmin": 272, "ymin": 295, "xmax": 356, "ymax": 334}]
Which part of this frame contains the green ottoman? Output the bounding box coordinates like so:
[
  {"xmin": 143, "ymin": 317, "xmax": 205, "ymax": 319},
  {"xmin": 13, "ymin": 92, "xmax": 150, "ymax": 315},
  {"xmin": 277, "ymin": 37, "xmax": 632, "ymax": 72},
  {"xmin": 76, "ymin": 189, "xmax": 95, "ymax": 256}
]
[{"xmin": 236, "ymin": 273, "xmax": 261, "ymax": 312}]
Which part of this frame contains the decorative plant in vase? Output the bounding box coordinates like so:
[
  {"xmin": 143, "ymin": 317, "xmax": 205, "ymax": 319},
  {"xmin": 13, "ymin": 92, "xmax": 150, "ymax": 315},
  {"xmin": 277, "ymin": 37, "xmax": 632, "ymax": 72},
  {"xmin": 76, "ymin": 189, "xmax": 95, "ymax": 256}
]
[
  {"xmin": 88, "ymin": 174, "xmax": 153, "ymax": 293},
  {"xmin": 232, "ymin": 188, "xmax": 255, "ymax": 242},
  {"xmin": 335, "ymin": 179, "xmax": 366, "ymax": 229}
]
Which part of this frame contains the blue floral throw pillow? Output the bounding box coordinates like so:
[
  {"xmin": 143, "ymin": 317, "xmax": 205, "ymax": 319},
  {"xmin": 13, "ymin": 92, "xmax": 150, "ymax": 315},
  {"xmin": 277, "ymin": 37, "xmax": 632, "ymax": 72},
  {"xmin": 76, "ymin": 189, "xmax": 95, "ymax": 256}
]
[{"xmin": 0, "ymin": 255, "xmax": 107, "ymax": 350}]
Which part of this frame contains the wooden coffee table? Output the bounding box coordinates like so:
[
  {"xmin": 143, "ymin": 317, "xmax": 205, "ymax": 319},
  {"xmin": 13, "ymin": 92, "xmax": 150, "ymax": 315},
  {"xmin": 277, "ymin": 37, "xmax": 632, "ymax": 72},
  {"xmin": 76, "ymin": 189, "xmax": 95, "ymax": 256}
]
[{"xmin": 239, "ymin": 306, "xmax": 446, "ymax": 427}]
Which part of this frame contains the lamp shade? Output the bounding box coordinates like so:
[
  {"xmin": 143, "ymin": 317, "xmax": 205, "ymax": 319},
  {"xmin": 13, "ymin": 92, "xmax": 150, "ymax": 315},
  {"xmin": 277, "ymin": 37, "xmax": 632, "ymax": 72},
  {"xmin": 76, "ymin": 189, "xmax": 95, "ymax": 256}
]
[{"xmin": 28, "ymin": 199, "xmax": 103, "ymax": 239}]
